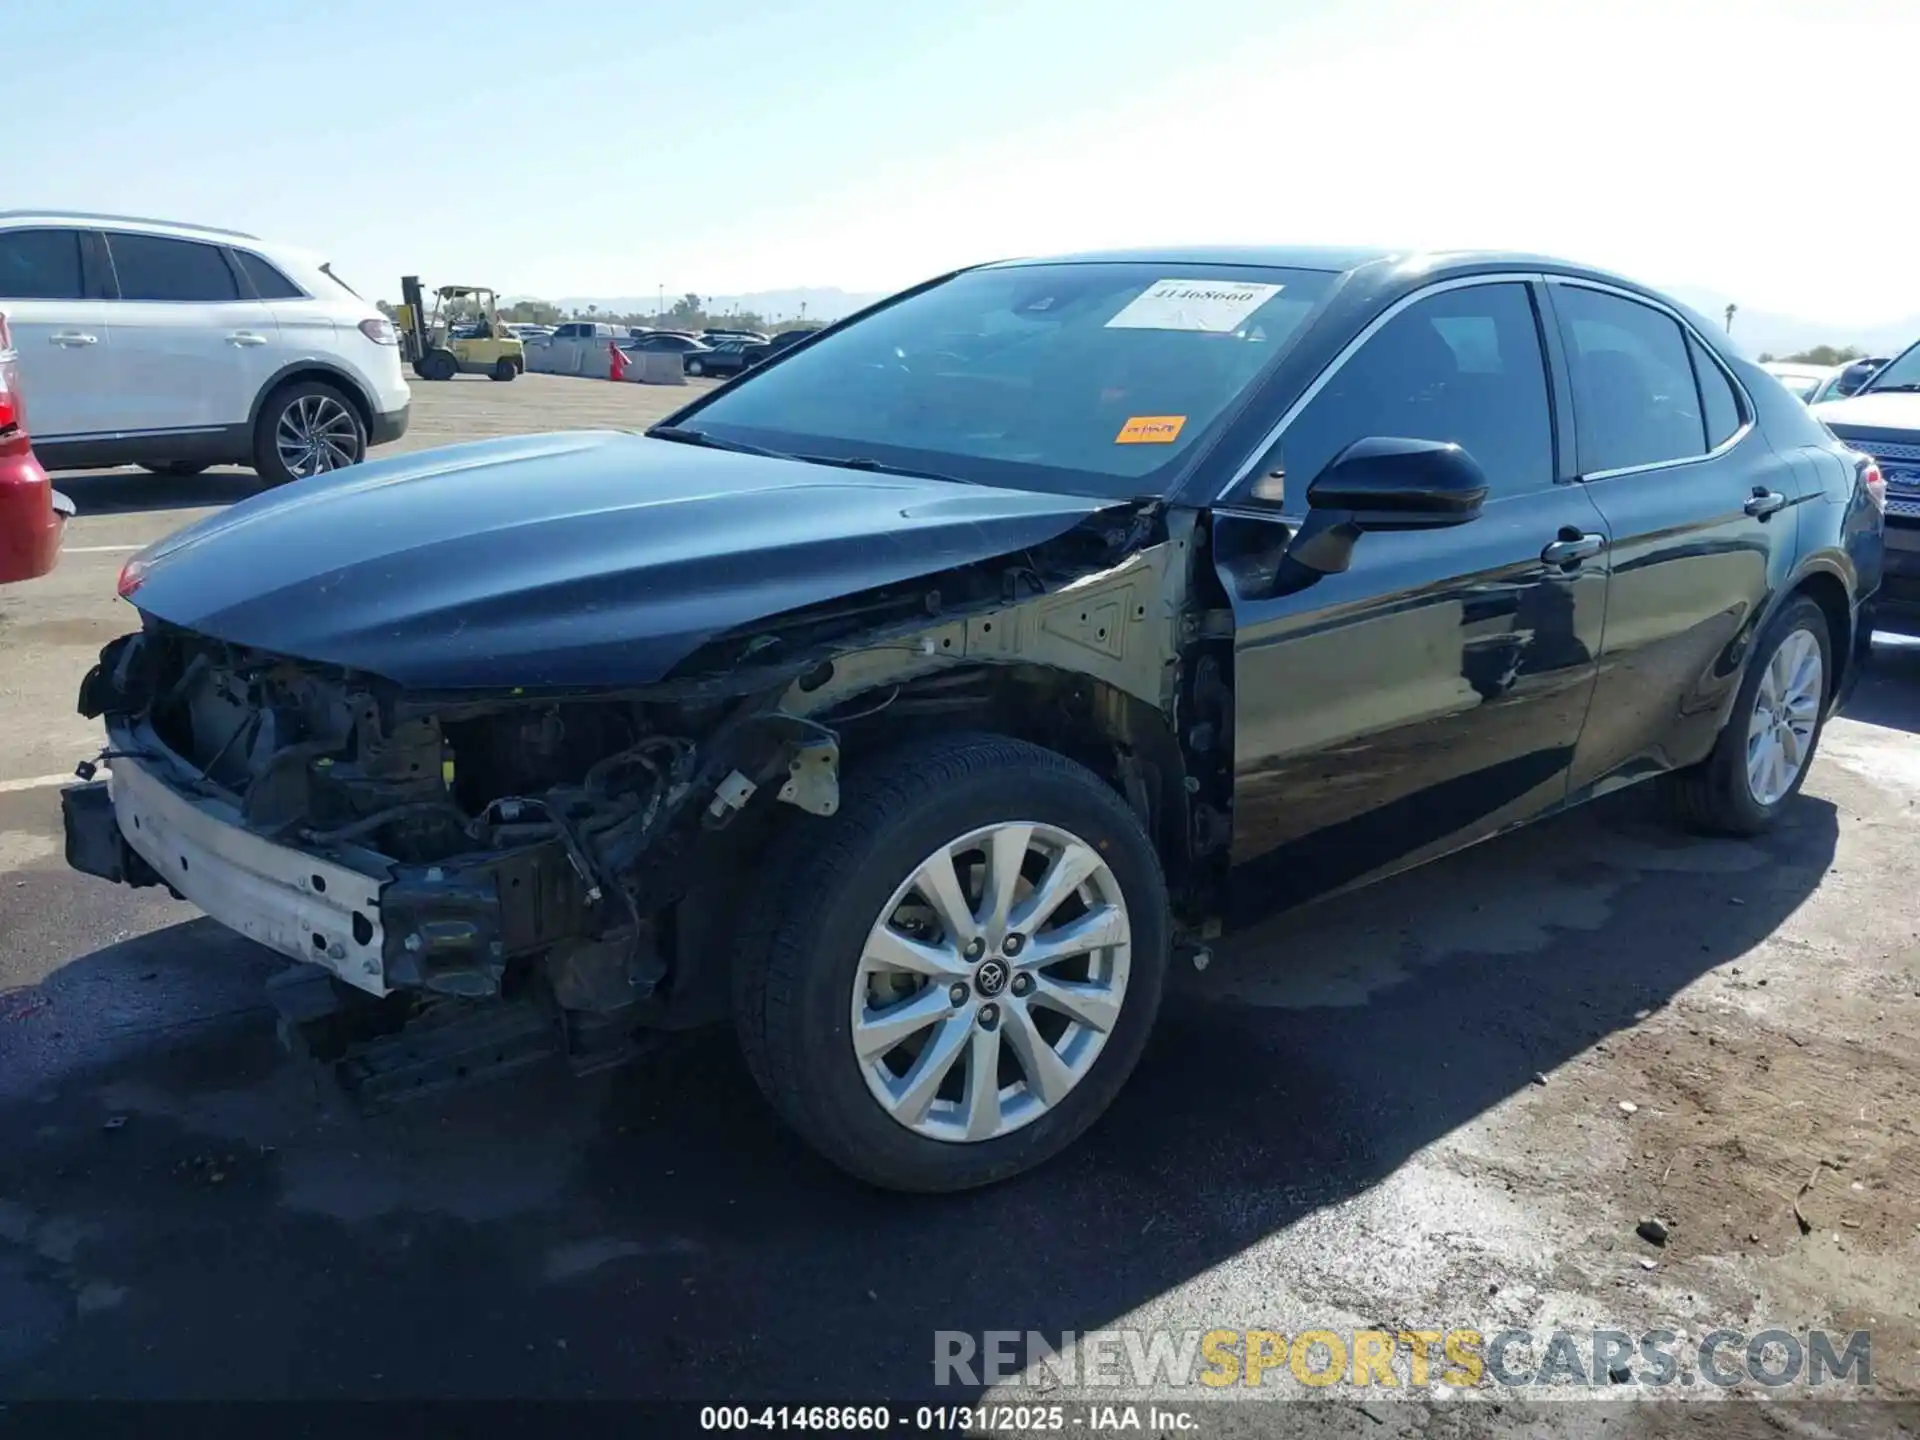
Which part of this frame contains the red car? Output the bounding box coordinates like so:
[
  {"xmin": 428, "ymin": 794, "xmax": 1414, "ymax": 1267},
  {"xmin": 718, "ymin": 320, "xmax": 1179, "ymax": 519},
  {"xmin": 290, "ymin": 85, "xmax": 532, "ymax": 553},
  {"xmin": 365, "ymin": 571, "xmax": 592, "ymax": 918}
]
[{"xmin": 0, "ymin": 312, "xmax": 70, "ymax": 584}]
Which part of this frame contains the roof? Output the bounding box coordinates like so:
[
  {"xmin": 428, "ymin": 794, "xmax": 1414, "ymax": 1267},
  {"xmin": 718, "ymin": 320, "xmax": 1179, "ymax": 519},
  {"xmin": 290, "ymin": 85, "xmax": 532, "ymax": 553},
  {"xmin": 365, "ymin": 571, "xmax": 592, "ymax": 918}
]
[
  {"xmin": 0, "ymin": 209, "xmax": 260, "ymax": 241},
  {"xmin": 976, "ymin": 245, "xmax": 1721, "ymax": 339},
  {"xmin": 982, "ymin": 244, "xmax": 1399, "ymax": 274}
]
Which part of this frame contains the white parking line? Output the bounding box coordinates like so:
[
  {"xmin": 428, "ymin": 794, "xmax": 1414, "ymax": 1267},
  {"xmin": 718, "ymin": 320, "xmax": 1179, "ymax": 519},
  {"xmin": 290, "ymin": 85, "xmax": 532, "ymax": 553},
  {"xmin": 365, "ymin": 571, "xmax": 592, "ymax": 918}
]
[
  {"xmin": 62, "ymin": 545, "xmax": 142, "ymax": 554},
  {"xmin": 0, "ymin": 773, "xmax": 83, "ymax": 794}
]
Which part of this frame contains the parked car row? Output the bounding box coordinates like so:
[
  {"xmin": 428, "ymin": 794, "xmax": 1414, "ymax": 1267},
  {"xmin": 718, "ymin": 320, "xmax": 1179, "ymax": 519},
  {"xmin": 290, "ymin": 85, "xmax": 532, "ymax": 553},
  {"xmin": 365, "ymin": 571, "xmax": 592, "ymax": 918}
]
[
  {"xmin": 1811, "ymin": 340, "xmax": 1920, "ymax": 634},
  {"xmin": 1762, "ymin": 356, "xmax": 1888, "ymax": 407}
]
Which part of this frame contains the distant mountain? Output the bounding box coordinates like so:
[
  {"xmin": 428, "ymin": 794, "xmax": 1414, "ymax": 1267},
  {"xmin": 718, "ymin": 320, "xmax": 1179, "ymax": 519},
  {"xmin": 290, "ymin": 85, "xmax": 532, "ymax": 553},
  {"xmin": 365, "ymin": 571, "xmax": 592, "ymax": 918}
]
[
  {"xmin": 1664, "ymin": 285, "xmax": 1919, "ymax": 361},
  {"xmin": 531, "ymin": 287, "xmax": 888, "ymax": 324}
]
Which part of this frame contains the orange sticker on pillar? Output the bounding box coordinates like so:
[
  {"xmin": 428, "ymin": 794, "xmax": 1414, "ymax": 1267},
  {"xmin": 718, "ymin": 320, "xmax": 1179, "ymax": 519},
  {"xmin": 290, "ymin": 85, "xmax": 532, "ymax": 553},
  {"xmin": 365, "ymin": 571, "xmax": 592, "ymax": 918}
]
[{"xmin": 1115, "ymin": 415, "xmax": 1186, "ymax": 444}]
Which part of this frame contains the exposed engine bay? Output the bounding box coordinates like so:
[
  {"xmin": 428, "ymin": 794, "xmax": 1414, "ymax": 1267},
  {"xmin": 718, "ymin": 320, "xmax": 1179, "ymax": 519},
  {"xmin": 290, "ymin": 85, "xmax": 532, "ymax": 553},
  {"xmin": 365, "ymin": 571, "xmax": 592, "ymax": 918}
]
[{"xmin": 65, "ymin": 501, "xmax": 1229, "ymax": 1104}]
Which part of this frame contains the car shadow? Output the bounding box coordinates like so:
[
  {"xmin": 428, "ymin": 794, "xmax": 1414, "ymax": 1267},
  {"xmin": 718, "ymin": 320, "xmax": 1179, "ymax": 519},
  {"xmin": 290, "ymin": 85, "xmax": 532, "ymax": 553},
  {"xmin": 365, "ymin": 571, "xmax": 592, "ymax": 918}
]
[
  {"xmin": 51, "ymin": 467, "xmax": 262, "ymax": 518},
  {"xmin": 1843, "ymin": 638, "xmax": 1920, "ymax": 734},
  {"xmin": 0, "ymin": 778, "xmax": 1839, "ymax": 1400}
]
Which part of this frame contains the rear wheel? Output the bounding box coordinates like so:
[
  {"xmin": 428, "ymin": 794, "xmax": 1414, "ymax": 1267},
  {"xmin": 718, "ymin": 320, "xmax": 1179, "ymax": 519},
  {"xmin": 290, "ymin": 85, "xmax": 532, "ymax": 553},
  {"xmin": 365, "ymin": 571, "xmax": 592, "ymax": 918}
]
[
  {"xmin": 732, "ymin": 732, "xmax": 1169, "ymax": 1192},
  {"xmin": 490, "ymin": 358, "xmax": 518, "ymax": 382},
  {"xmin": 252, "ymin": 380, "xmax": 367, "ymax": 487},
  {"xmin": 1660, "ymin": 595, "xmax": 1831, "ymax": 836},
  {"xmin": 138, "ymin": 461, "xmax": 207, "ymax": 477}
]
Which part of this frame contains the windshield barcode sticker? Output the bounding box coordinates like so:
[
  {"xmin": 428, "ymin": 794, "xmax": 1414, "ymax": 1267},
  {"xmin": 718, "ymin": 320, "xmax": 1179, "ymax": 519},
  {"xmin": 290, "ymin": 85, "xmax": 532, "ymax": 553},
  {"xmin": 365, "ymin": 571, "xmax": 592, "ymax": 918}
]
[{"xmin": 1106, "ymin": 279, "xmax": 1283, "ymax": 332}]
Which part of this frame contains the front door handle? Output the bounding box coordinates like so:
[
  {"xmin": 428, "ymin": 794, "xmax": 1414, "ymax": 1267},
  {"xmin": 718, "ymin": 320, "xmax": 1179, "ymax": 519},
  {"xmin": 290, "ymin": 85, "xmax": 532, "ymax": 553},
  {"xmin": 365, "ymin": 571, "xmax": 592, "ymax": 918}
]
[
  {"xmin": 1744, "ymin": 487, "xmax": 1787, "ymax": 519},
  {"xmin": 1541, "ymin": 531, "xmax": 1606, "ymax": 567},
  {"xmin": 226, "ymin": 331, "xmax": 269, "ymax": 347},
  {"xmin": 50, "ymin": 331, "xmax": 98, "ymax": 346}
]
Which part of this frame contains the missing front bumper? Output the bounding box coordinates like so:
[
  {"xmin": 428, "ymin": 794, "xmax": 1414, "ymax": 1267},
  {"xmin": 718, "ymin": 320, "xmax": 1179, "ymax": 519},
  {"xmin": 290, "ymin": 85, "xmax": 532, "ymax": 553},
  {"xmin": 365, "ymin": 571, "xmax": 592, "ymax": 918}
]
[{"xmin": 64, "ymin": 756, "xmax": 394, "ymax": 996}]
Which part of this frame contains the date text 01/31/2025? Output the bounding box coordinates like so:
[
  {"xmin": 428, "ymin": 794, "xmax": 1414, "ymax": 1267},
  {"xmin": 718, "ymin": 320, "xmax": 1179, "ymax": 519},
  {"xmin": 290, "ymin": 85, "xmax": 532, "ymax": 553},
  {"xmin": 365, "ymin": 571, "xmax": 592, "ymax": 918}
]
[{"xmin": 699, "ymin": 1404, "xmax": 1200, "ymax": 1432}]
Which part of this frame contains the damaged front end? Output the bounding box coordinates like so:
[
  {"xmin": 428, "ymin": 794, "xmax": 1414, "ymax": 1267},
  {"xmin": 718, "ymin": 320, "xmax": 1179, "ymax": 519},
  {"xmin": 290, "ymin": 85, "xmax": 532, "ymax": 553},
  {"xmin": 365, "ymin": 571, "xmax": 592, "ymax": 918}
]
[{"xmin": 63, "ymin": 496, "xmax": 1217, "ymax": 1099}]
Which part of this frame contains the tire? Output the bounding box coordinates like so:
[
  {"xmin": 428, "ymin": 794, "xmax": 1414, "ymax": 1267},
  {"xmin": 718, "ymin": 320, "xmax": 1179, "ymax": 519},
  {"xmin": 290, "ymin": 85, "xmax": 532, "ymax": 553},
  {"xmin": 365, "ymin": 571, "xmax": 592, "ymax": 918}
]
[
  {"xmin": 490, "ymin": 358, "xmax": 518, "ymax": 382},
  {"xmin": 732, "ymin": 731, "xmax": 1170, "ymax": 1193},
  {"xmin": 1660, "ymin": 595, "xmax": 1832, "ymax": 837},
  {"xmin": 251, "ymin": 379, "xmax": 368, "ymax": 488},
  {"xmin": 138, "ymin": 461, "xmax": 208, "ymax": 477},
  {"xmin": 685, "ymin": 358, "xmax": 705, "ymax": 376},
  {"xmin": 419, "ymin": 350, "xmax": 458, "ymax": 382}
]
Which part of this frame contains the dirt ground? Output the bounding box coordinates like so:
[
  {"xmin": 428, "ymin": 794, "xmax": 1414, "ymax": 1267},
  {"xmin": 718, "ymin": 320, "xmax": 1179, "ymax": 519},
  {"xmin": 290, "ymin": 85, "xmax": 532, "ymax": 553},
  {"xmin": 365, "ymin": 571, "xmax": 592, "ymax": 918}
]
[{"xmin": 0, "ymin": 373, "xmax": 1915, "ymax": 1426}]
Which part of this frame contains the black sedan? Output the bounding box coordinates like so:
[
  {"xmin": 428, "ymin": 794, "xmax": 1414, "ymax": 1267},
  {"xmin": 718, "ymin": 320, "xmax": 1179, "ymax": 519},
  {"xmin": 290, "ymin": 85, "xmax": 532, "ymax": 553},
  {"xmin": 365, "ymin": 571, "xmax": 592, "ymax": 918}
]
[
  {"xmin": 691, "ymin": 338, "xmax": 772, "ymax": 376},
  {"xmin": 62, "ymin": 246, "xmax": 1882, "ymax": 1195},
  {"xmin": 620, "ymin": 332, "xmax": 713, "ymax": 370}
]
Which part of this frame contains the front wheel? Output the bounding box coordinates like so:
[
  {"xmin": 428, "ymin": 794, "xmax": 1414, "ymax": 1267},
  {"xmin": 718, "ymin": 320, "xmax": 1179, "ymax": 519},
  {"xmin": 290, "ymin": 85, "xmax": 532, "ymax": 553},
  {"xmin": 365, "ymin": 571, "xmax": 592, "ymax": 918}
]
[
  {"xmin": 252, "ymin": 380, "xmax": 367, "ymax": 487},
  {"xmin": 685, "ymin": 357, "xmax": 705, "ymax": 376},
  {"xmin": 1660, "ymin": 595, "xmax": 1832, "ymax": 836},
  {"xmin": 732, "ymin": 732, "xmax": 1169, "ymax": 1193}
]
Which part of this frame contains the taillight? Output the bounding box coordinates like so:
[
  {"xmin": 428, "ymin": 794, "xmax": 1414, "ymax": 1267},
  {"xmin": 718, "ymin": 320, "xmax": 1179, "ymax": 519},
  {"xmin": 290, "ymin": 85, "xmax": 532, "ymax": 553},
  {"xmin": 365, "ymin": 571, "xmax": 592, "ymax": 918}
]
[
  {"xmin": 1862, "ymin": 459, "xmax": 1886, "ymax": 513},
  {"xmin": 358, "ymin": 317, "xmax": 397, "ymax": 345},
  {"xmin": 116, "ymin": 555, "xmax": 147, "ymax": 599}
]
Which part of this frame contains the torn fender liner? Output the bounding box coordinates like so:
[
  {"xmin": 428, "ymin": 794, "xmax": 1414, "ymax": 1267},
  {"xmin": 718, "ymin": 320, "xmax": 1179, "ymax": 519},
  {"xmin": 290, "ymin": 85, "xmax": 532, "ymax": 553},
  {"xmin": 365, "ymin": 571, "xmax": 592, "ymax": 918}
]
[{"xmin": 116, "ymin": 431, "xmax": 1116, "ymax": 691}]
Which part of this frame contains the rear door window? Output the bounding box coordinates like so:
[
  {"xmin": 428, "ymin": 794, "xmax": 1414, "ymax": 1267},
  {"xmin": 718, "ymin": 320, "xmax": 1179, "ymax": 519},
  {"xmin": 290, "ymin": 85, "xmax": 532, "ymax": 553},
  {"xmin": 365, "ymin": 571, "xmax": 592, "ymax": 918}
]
[
  {"xmin": 0, "ymin": 228, "xmax": 86, "ymax": 300},
  {"xmin": 104, "ymin": 233, "xmax": 242, "ymax": 302},
  {"xmin": 1553, "ymin": 286, "xmax": 1707, "ymax": 473}
]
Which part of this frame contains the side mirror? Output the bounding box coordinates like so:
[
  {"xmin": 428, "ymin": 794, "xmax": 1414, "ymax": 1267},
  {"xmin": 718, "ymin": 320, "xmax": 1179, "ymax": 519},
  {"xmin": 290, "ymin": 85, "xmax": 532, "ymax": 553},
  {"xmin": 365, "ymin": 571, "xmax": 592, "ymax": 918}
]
[
  {"xmin": 1305, "ymin": 436, "xmax": 1489, "ymax": 527},
  {"xmin": 1277, "ymin": 437, "xmax": 1488, "ymax": 588}
]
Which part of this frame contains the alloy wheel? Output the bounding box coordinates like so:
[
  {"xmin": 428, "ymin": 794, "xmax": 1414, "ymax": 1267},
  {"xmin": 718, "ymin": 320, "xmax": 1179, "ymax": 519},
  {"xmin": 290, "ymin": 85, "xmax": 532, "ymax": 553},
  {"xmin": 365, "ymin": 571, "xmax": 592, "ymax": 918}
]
[
  {"xmin": 850, "ymin": 821, "xmax": 1132, "ymax": 1143},
  {"xmin": 1745, "ymin": 627, "xmax": 1823, "ymax": 806},
  {"xmin": 275, "ymin": 394, "xmax": 362, "ymax": 478}
]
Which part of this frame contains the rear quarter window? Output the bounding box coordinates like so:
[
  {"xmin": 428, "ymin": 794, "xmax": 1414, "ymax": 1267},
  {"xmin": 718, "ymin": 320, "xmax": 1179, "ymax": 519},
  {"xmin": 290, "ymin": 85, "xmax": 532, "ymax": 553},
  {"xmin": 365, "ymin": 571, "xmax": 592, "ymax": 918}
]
[{"xmin": 233, "ymin": 250, "xmax": 306, "ymax": 300}]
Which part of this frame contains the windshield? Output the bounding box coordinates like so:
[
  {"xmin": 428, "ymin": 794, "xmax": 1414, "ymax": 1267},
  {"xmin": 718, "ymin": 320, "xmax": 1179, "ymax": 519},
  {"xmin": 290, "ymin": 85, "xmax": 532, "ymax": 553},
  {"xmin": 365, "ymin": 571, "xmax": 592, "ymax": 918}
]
[
  {"xmin": 1863, "ymin": 341, "xmax": 1920, "ymax": 394},
  {"xmin": 677, "ymin": 262, "xmax": 1339, "ymax": 499}
]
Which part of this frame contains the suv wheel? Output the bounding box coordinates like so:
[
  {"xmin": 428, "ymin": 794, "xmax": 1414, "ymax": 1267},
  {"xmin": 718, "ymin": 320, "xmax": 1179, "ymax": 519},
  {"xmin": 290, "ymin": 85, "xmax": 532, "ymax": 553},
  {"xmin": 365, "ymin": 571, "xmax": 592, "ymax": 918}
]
[
  {"xmin": 732, "ymin": 732, "xmax": 1169, "ymax": 1192},
  {"xmin": 253, "ymin": 380, "xmax": 367, "ymax": 487},
  {"xmin": 1661, "ymin": 595, "xmax": 1831, "ymax": 836}
]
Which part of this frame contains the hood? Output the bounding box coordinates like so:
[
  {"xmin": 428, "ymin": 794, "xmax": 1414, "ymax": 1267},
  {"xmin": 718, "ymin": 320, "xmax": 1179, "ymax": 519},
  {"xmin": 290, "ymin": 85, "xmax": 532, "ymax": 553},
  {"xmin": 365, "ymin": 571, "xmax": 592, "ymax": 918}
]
[
  {"xmin": 123, "ymin": 431, "xmax": 1115, "ymax": 690},
  {"xmin": 1811, "ymin": 390, "xmax": 1920, "ymax": 437}
]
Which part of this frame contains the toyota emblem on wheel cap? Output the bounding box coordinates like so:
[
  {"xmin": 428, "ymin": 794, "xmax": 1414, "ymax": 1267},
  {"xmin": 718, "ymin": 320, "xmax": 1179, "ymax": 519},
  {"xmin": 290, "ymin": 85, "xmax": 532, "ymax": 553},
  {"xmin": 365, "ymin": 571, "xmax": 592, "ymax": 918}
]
[{"xmin": 974, "ymin": 958, "xmax": 1010, "ymax": 998}]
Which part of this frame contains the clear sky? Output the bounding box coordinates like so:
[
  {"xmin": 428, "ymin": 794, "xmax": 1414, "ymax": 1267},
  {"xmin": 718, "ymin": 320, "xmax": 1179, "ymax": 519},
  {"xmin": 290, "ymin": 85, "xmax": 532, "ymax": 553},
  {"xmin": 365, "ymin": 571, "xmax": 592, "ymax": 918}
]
[{"xmin": 11, "ymin": 0, "xmax": 1918, "ymax": 325}]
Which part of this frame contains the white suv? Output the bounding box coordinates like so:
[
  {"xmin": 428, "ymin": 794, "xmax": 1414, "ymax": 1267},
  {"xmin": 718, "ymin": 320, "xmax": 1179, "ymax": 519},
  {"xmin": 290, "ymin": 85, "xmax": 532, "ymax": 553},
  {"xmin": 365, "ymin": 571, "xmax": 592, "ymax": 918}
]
[{"xmin": 0, "ymin": 211, "xmax": 410, "ymax": 485}]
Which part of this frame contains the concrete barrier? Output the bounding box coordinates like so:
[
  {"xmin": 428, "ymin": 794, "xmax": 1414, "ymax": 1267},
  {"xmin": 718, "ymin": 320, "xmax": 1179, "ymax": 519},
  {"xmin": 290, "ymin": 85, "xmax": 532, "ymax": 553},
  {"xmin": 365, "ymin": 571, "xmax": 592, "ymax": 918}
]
[{"xmin": 523, "ymin": 339, "xmax": 685, "ymax": 383}]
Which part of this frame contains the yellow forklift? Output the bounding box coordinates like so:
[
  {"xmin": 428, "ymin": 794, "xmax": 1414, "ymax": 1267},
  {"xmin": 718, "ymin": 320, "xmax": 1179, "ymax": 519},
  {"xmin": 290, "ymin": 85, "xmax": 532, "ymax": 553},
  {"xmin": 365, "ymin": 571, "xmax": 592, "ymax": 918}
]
[{"xmin": 395, "ymin": 277, "xmax": 525, "ymax": 382}]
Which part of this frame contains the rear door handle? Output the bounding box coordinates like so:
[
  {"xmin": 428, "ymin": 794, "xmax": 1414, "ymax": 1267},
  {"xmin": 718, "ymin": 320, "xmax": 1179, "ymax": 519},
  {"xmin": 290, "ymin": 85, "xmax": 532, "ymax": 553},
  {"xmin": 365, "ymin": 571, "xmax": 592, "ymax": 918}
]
[
  {"xmin": 226, "ymin": 331, "xmax": 269, "ymax": 347},
  {"xmin": 50, "ymin": 331, "xmax": 98, "ymax": 346},
  {"xmin": 1541, "ymin": 531, "xmax": 1606, "ymax": 567},
  {"xmin": 1744, "ymin": 488, "xmax": 1787, "ymax": 518}
]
